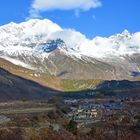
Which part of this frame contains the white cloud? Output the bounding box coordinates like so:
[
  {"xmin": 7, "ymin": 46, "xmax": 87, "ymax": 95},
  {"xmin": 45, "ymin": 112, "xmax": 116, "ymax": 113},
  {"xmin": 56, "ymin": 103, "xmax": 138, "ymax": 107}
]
[
  {"xmin": 132, "ymin": 32, "xmax": 140, "ymax": 45},
  {"xmin": 29, "ymin": 0, "xmax": 102, "ymax": 18},
  {"xmin": 29, "ymin": 9, "xmax": 41, "ymax": 19}
]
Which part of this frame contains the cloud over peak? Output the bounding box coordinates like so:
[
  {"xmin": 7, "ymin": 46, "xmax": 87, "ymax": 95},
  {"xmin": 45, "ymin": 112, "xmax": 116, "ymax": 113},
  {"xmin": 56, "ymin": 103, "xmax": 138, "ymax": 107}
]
[
  {"xmin": 29, "ymin": 0, "xmax": 102, "ymax": 18},
  {"xmin": 1, "ymin": 19, "xmax": 140, "ymax": 59}
]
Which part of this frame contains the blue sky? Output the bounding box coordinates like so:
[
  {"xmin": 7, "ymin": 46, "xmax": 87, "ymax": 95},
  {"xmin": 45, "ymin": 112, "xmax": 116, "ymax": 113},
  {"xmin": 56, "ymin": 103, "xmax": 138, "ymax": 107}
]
[{"xmin": 0, "ymin": 0, "xmax": 140, "ymax": 39}]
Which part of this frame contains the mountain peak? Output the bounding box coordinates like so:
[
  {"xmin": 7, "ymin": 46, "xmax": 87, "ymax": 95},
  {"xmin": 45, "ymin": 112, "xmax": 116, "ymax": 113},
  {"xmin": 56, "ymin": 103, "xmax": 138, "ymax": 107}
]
[
  {"xmin": 122, "ymin": 29, "xmax": 130, "ymax": 36},
  {"xmin": 122, "ymin": 29, "xmax": 130, "ymax": 35},
  {"xmin": 0, "ymin": 19, "xmax": 140, "ymax": 70}
]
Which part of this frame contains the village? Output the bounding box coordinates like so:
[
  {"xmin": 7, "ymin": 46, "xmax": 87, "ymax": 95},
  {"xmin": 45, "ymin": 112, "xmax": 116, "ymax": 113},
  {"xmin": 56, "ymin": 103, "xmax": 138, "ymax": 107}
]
[{"xmin": 63, "ymin": 96, "xmax": 140, "ymax": 129}]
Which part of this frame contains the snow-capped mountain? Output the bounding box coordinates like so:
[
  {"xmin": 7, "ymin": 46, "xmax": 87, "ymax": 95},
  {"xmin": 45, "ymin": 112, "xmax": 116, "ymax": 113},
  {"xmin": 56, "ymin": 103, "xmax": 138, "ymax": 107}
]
[{"xmin": 0, "ymin": 19, "xmax": 140, "ymax": 80}]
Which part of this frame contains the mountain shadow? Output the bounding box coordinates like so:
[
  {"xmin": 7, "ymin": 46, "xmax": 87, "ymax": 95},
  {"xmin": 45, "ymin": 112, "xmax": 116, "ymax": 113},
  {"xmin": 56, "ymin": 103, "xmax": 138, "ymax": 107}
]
[
  {"xmin": 0, "ymin": 68, "xmax": 59, "ymax": 102},
  {"xmin": 96, "ymin": 80, "xmax": 140, "ymax": 91},
  {"xmin": 59, "ymin": 80, "xmax": 140, "ymax": 99}
]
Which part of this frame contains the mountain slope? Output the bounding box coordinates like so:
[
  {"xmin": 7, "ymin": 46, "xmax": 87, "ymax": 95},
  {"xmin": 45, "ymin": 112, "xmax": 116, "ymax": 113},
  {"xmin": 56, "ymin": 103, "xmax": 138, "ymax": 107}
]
[
  {"xmin": 0, "ymin": 67, "xmax": 58, "ymax": 101},
  {"xmin": 0, "ymin": 58, "xmax": 103, "ymax": 91}
]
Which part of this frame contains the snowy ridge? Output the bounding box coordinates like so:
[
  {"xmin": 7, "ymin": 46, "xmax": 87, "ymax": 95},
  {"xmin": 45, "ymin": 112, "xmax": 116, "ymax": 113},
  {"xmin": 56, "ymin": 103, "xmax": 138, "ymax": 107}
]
[
  {"xmin": 0, "ymin": 19, "xmax": 140, "ymax": 69},
  {"xmin": 0, "ymin": 56, "xmax": 35, "ymax": 69}
]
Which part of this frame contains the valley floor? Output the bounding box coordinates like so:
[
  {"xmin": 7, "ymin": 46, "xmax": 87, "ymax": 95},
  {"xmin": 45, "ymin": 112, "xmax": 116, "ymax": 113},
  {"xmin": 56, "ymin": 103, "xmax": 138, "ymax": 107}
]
[{"xmin": 0, "ymin": 91, "xmax": 140, "ymax": 140}]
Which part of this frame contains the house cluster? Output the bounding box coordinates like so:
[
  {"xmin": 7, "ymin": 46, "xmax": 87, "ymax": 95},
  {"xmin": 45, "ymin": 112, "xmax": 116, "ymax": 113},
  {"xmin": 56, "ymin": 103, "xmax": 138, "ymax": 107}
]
[
  {"xmin": 103, "ymin": 102, "xmax": 123, "ymax": 111},
  {"xmin": 63, "ymin": 99, "xmax": 78, "ymax": 104},
  {"xmin": 68, "ymin": 104, "xmax": 102, "ymax": 121},
  {"xmin": 65, "ymin": 98, "xmax": 125, "ymax": 122}
]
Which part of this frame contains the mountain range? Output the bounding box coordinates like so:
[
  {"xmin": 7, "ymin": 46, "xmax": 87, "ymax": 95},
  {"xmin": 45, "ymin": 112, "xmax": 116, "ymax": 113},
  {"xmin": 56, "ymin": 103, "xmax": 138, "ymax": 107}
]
[{"xmin": 0, "ymin": 19, "xmax": 140, "ymax": 93}]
